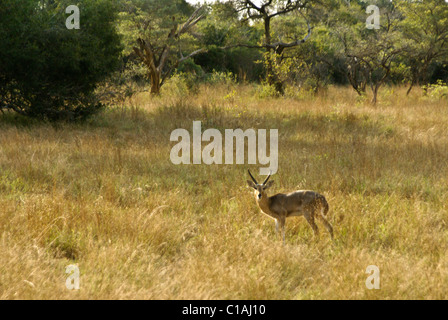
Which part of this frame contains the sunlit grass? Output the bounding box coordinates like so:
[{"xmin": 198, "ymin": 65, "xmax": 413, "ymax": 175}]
[{"xmin": 0, "ymin": 85, "xmax": 447, "ymax": 299}]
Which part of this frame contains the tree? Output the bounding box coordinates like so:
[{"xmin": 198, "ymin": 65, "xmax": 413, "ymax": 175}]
[
  {"xmin": 193, "ymin": 1, "xmax": 264, "ymax": 82},
  {"xmin": 0, "ymin": 0, "xmax": 122, "ymax": 120},
  {"xmin": 397, "ymin": 0, "xmax": 448, "ymax": 95},
  {"xmin": 120, "ymin": 0, "xmax": 207, "ymax": 95},
  {"xmin": 229, "ymin": 0, "xmax": 312, "ymax": 93},
  {"xmin": 331, "ymin": 0, "xmax": 404, "ymax": 104}
]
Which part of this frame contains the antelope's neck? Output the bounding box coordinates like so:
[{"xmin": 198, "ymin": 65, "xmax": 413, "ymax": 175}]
[{"xmin": 257, "ymin": 194, "xmax": 274, "ymax": 217}]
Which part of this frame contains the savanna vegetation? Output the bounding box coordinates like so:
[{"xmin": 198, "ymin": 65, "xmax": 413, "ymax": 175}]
[
  {"xmin": 1, "ymin": 86, "xmax": 448, "ymax": 299},
  {"xmin": 1, "ymin": 0, "xmax": 448, "ymax": 300}
]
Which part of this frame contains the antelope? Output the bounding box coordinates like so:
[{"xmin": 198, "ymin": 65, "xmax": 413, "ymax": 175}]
[{"xmin": 246, "ymin": 170, "xmax": 334, "ymax": 243}]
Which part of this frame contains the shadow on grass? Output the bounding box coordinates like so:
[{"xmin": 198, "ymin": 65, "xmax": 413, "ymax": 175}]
[
  {"xmin": 0, "ymin": 100, "xmax": 394, "ymax": 140},
  {"xmin": 1, "ymin": 101, "xmax": 446, "ymax": 200},
  {"xmin": 0, "ymin": 111, "xmax": 43, "ymax": 128}
]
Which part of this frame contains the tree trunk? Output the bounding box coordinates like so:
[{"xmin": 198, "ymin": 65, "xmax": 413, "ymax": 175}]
[
  {"xmin": 274, "ymin": 80, "xmax": 284, "ymax": 95},
  {"xmin": 371, "ymin": 89, "xmax": 378, "ymax": 104},
  {"xmin": 371, "ymin": 83, "xmax": 380, "ymax": 105},
  {"xmin": 262, "ymin": 17, "xmax": 283, "ymax": 94},
  {"xmin": 406, "ymin": 78, "xmax": 415, "ymax": 96},
  {"xmin": 264, "ymin": 18, "xmax": 275, "ymax": 86},
  {"xmin": 133, "ymin": 8, "xmax": 206, "ymax": 96},
  {"xmin": 150, "ymin": 70, "xmax": 162, "ymax": 95}
]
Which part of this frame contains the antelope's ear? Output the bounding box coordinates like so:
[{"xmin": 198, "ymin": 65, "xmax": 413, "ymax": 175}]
[
  {"xmin": 247, "ymin": 180, "xmax": 256, "ymax": 189},
  {"xmin": 263, "ymin": 180, "xmax": 274, "ymax": 190}
]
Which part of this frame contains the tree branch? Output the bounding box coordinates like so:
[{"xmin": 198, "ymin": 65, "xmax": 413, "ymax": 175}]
[{"xmin": 178, "ymin": 48, "xmax": 208, "ymax": 63}]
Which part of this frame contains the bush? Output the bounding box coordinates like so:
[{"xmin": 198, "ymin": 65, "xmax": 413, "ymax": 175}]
[
  {"xmin": 206, "ymin": 70, "xmax": 237, "ymax": 87},
  {"xmin": 422, "ymin": 80, "xmax": 448, "ymax": 100},
  {"xmin": 256, "ymin": 83, "xmax": 280, "ymax": 99},
  {"xmin": 0, "ymin": 0, "xmax": 122, "ymax": 121},
  {"xmin": 162, "ymin": 73, "xmax": 197, "ymax": 97},
  {"xmin": 284, "ymin": 85, "xmax": 315, "ymax": 100},
  {"xmin": 97, "ymin": 61, "xmax": 149, "ymax": 105}
]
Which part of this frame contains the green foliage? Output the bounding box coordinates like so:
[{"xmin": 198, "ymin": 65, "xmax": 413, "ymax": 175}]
[
  {"xmin": 397, "ymin": 0, "xmax": 448, "ymax": 86},
  {"xmin": 193, "ymin": 1, "xmax": 263, "ymax": 82},
  {"xmin": 162, "ymin": 72, "xmax": 199, "ymax": 97},
  {"xmin": 194, "ymin": 47, "xmax": 263, "ymax": 82},
  {"xmin": 97, "ymin": 61, "xmax": 148, "ymax": 105},
  {"xmin": 284, "ymin": 85, "xmax": 315, "ymax": 100},
  {"xmin": 118, "ymin": 0, "xmax": 194, "ymax": 54},
  {"xmin": 201, "ymin": 23, "xmax": 229, "ymax": 47},
  {"xmin": 177, "ymin": 58, "xmax": 204, "ymax": 76},
  {"xmin": 207, "ymin": 70, "xmax": 237, "ymax": 87},
  {"xmin": 292, "ymin": 23, "xmax": 346, "ymax": 87},
  {"xmin": 422, "ymin": 80, "xmax": 448, "ymax": 100},
  {"xmin": 259, "ymin": 51, "xmax": 295, "ymax": 87},
  {"xmin": 0, "ymin": 0, "xmax": 122, "ymax": 120},
  {"xmin": 256, "ymin": 83, "xmax": 280, "ymax": 99},
  {"xmin": 118, "ymin": 0, "xmax": 205, "ymax": 94},
  {"xmin": 2, "ymin": 0, "xmax": 447, "ymax": 113},
  {"xmin": 162, "ymin": 69, "xmax": 238, "ymax": 97},
  {"xmin": 328, "ymin": 0, "xmax": 406, "ymax": 102}
]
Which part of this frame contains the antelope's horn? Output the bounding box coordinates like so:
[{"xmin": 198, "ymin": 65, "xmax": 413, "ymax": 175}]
[
  {"xmin": 248, "ymin": 169, "xmax": 258, "ymax": 185},
  {"xmin": 262, "ymin": 172, "xmax": 271, "ymax": 185}
]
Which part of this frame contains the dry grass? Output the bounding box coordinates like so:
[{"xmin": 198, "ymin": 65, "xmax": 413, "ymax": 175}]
[{"xmin": 1, "ymin": 85, "xmax": 447, "ymax": 299}]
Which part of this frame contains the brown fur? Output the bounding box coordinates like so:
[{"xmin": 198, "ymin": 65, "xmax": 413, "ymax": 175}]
[{"xmin": 247, "ymin": 175, "xmax": 334, "ymax": 242}]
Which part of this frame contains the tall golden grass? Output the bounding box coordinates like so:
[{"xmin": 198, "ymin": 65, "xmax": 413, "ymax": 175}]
[{"xmin": 0, "ymin": 85, "xmax": 447, "ymax": 299}]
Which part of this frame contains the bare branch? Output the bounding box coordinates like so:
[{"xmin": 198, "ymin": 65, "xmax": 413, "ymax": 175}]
[
  {"xmin": 221, "ymin": 18, "xmax": 311, "ymax": 51},
  {"xmin": 269, "ymin": 0, "xmax": 307, "ymax": 19},
  {"xmin": 178, "ymin": 48, "xmax": 208, "ymax": 63},
  {"xmin": 177, "ymin": 7, "xmax": 206, "ymax": 36}
]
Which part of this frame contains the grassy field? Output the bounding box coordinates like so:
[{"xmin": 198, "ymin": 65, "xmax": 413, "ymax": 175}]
[{"xmin": 0, "ymin": 85, "xmax": 447, "ymax": 299}]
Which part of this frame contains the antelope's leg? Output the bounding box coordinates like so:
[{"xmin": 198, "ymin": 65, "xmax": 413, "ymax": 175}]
[
  {"xmin": 279, "ymin": 216, "xmax": 286, "ymax": 244},
  {"xmin": 304, "ymin": 212, "xmax": 319, "ymax": 238},
  {"xmin": 317, "ymin": 214, "xmax": 334, "ymax": 239}
]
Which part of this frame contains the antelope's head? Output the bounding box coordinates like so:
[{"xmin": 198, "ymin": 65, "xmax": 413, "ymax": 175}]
[{"xmin": 247, "ymin": 170, "xmax": 274, "ymax": 201}]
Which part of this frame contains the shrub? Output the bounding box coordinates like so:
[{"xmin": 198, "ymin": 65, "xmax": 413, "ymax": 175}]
[
  {"xmin": 97, "ymin": 61, "xmax": 149, "ymax": 105},
  {"xmin": 256, "ymin": 83, "xmax": 280, "ymax": 99},
  {"xmin": 162, "ymin": 73, "xmax": 196, "ymax": 97},
  {"xmin": 284, "ymin": 85, "xmax": 315, "ymax": 100},
  {"xmin": 0, "ymin": 0, "xmax": 122, "ymax": 121},
  {"xmin": 422, "ymin": 80, "xmax": 448, "ymax": 100},
  {"xmin": 206, "ymin": 70, "xmax": 237, "ymax": 87}
]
